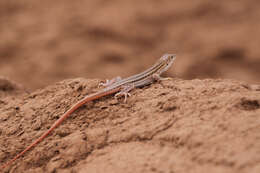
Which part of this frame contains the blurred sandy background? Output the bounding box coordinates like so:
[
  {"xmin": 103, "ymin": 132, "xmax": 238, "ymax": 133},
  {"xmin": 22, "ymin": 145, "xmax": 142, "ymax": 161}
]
[{"xmin": 1, "ymin": 0, "xmax": 260, "ymax": 90}]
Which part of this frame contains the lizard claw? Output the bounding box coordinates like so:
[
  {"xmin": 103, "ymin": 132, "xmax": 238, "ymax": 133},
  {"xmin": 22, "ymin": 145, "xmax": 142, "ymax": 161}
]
[{"xmin": 115, "ymin": 92, "xmax": 131, "ymax": 103}]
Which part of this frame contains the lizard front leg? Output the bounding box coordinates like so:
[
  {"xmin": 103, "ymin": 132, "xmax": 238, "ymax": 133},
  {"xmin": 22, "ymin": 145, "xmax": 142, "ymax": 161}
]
[{"xmin": 152, "ymin": 73, "xmax": 172, "ymax": 81}]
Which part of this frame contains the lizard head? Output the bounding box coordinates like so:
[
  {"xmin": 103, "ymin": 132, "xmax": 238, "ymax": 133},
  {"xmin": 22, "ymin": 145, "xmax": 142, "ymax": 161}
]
[{"xmin": 158, "ymin": 53, "xmax": 176, "ymax": 74}]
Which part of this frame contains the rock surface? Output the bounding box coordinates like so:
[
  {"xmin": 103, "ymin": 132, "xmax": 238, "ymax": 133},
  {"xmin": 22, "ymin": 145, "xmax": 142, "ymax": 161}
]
[{"xmin": 0, "ymin": 78, "xmax": 259, "ymax": 173}]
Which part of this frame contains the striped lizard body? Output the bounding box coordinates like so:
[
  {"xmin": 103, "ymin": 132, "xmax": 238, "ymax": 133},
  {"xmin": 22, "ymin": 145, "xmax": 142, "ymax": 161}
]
[{"xmin": 1, "ymin": 53, "xmax": 176, "ymax": 170}]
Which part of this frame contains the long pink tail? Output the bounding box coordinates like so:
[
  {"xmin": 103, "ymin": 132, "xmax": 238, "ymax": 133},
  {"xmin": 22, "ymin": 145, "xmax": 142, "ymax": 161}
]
[
  {"xmin": 1, "ymin": 100, "xmax": 80, "ymax": 170},
  {"xmin": 1, "ymin": 88, "xmax": 120, "ymax": 170}
]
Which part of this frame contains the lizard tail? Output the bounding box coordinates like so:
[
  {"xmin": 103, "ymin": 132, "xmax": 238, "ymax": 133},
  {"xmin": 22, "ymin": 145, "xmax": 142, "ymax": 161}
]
[{"xmin": 1, "ymin": 88, "xmax": 120, "ymax": 170}]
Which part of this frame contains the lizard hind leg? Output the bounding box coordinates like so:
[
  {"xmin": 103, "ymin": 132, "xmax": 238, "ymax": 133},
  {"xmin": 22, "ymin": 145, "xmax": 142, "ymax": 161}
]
[
  {"xmin": 115, "ymin": 84, "xmax": 135, "ymax": 103},
  {"xmin": 98, "ymin": 76, "xmax": 122, "ymax": 88}
]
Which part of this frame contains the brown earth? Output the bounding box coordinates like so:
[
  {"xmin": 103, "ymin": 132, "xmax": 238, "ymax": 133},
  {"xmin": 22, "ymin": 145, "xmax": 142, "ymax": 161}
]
[
  {"xmin": 1, "ymin": 0, "xmax": 260, "ymax": 173},
  {"xmin": 0, "ymin": 78, "xmax": 260, "ymax": 173}
]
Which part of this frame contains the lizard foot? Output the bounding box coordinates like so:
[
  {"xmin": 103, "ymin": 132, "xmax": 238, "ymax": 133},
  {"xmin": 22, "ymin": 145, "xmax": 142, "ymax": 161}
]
[
  {"xmin": 115, "ymin": 92, "xmax": 131, "ymax": 103},
  {"xmin": 114, "ymin": 84, "xmax": 135, "ymax": 102}
]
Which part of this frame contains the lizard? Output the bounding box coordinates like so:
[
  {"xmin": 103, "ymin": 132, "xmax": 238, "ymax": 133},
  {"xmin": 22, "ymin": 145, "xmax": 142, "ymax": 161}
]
[{"xmin": 1, "ymin": 53, "xmax": 176, "ymax": 170}]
